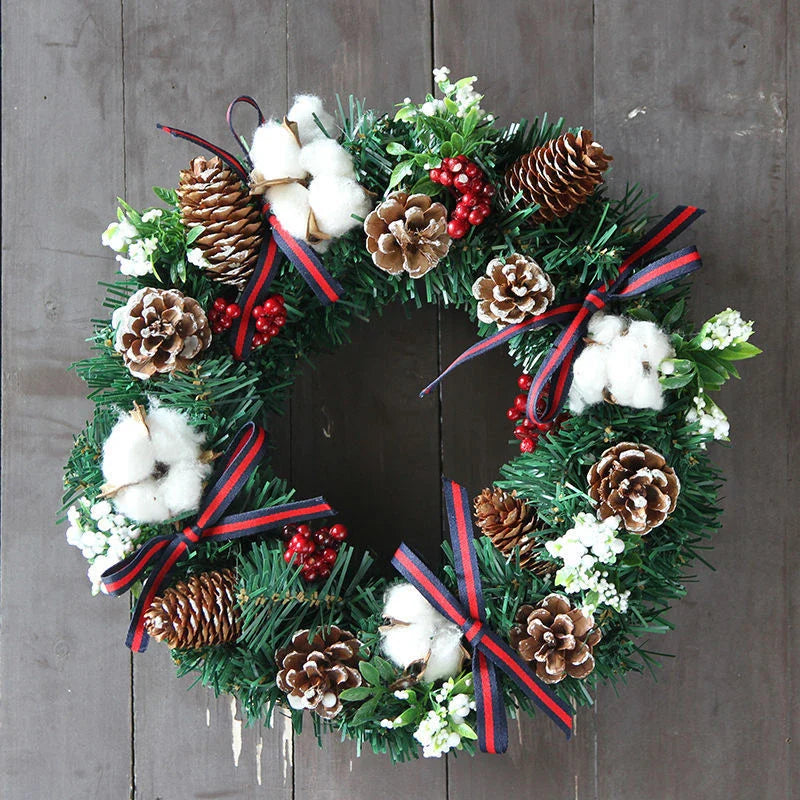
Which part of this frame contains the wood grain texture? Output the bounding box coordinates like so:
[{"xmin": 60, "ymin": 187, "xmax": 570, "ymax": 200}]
[{"xmin": 0, "ymin": 2, "xmax": 133, "ymax": 799}]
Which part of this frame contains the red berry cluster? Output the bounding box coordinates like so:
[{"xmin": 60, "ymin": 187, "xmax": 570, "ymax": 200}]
[
  {"xmin": 507, "ymin": 373, "xmax": 566, "ymax": 453},
  {"xmin": 208, "ymin": 294, "xmax": 287, "ymax": 348},
  {"xmin": 281, "ymin": 522, "xmax": 348, "ymax": 582},
  {"xmin": 429, "ymin": 155, "xmax": 494, "ymax": 239}
]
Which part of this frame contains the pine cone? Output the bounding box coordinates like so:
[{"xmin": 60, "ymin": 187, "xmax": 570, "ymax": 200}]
[
  {"xmin": 587, "ymin": 442, "xmax": 680, "ymax": 535},
  {"xmin": 364, "ymin": 192, "xmax": 450, "ymax": 278},
  {"xmin": 473, "ymin": 487, "xmax": 552, "ymax": 575},
  {"xmin": 504, "ymin": 130, "xmax": 612, "ymax": 223},
  {"xmin": 275, "ymin": 627, "xmax": 363, "ymax": 719},
  {"xmin": 472, "ymin": 253, "xmax": 555, "ymax": 327},
  {"xmin": 143, "ymin": 568, "xmax": 240, "ymax": 649},
  {"xmin": 114, "ymin": 286, "xmax": 211, "ymax": 380},
  {"xmin": 178, "ymin": 156, "xmax": 263, "ymax": 289},
  {"xmin": 509, "ymin": 594, "xmax": 601, "ymax": 684}
]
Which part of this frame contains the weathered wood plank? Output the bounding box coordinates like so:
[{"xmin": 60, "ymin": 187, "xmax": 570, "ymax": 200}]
[
  {"xmin": 119, "ymin": 3, "xmax": 293, "ymax": 797},
  {"xmin": 433, "ymin": 1, "xmax": 599, "ymax": 796},
  {"xmin": 0, "ymin": 2, "xmax": 132, "ymax": 798},
  {"xmin": 594, "ymin": 2, "xmax": 790, "ymax": 797},
  {"xmin": 284, "ymin": 1, "xmax": 448, "ymax": 796}
]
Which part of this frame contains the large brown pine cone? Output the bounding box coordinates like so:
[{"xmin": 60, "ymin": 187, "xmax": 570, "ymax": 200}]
[
  {"xmin": 504, "ymin": 130, "xmax": 612, "ymax": 223},
  {"xmin": 275, "ymin": 627, "xmax": 363, "ymax": 719},
  {"xmin": 587, "ymin": 442, "xmax": 680, "ymax": 535},
  {"xmin": 114, "ymin": 287, "xmax": 211, "ymax": 380},
  {"xmin": 473, "ymin": 487, "xmax": 552, "ymax": 575},
  {"xmin": 144, "ymin": 568, "xmax": 240, "ymax": 649},
  {"xmin": 472, "ymin": 253, "xmax": 555, "ymax": 327},
  {"xmin": 178, "ymin": 156, "xmax": 263, "ymax": 289},
  {"xmin": 364, "ymin": 192, "xmax": 450, "ymax": 278},
  {"xmin": 509, "ymin": 594, "xmax": 601, "ymax": 684}
]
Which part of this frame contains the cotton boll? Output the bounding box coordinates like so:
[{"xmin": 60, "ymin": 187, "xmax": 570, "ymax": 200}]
[
  {"xmin": 381, "ymin": 620, "xmax": 436, "ymax": 669},
  {"xmin": 424, "ymin": 624, "xmax": 466, "ymax": 681},
  {"xmin": 159, "ymin": 460, "xmax": 210, "ymax": 517},
  {"xmin": 630, "ymin": 375, "xmax": 667, "ymax": 410},
  {"xmin": 568, "ymin": 344, "xmax": 611, "ymax": 413},
  {"xmin": 383, "ymin": 583, "xmax": 444, "ymax": 629},
  {"xmin": 113, "ymin": 480, "xmax": 171, "ymax": 524},
  {"xmin": 287, "ymin": 94, "xmax": 336, "ymax": 144},
  {"xmin": 587, "ymin": 312, "xmax": 625, "ymax": 345},
  {"xmin": 249, "ymin": 120, "xmax": 306, "ymax": 182},
  {"xmin": 606, "ymin": 334, "xmax": 649, "ymax": 406},
  {"xmin": 102, "ymin": 414, "xmax": 156, "ymax": 487},
  {"xmin": 147, "ymin": 405, "xmax": 205, "ymax": 464},
  {"xmin": 308, "ymin": 176, "xmax": 370, "ymax": 237},
  {"xmin": 626, "ymin": 320, "xmax": 674, "ymax": 367},
  {"xmin": 266, "ymin": 183, "xmax": 312, "ymax": 241},
  {"xmin": 299, "ymin": 138, "xmax": 356, "ymax": 178}
]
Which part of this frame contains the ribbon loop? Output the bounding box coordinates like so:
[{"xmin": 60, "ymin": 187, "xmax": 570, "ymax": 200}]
[
  {"xmin": 101, "ymin": 423, "xmax": 336, "ymax": 652},
  {"xmin": 392, "ymin": 478, "xmax": 574, "ymax": 753},
  {"xmin": 227, "ymin": 95, "xmax": 265, "ymax": 163}
]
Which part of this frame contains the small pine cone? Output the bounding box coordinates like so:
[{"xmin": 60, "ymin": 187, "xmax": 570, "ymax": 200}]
[
  {"xmin": 364, "ymin": 192, "xmax": 451, "ymax": 278},
  {"xmin": 178, "ymin": 156, "xmax": 263, "ymax": 290},
  {"xmin": 144, "ymin": 568, "xmax": 240, "ymax": 649},
  {"xmin": 509, "ymin": 594, "xmax": 601, "ymax": 684},
  {"xmin": 473, "ymin": 487, "xmax": 552, "ymax": 576},
  {"xmin": 114, "ymin": 286, "xmax": 211, "ymax": 380},
  {"xmin": 504, "ymin": 130, "xmax": 612, "ymax": 223},
  {"xmin": 275, "ymin": 627, "xmax": 363, "ymax": 720},
  {"xmin": 472, "ymin": 253, "xmax": 555, "ymax": 327},
  {"xmin": 587, "ymin": 442, "xmax": 680, "ymax": 535}
]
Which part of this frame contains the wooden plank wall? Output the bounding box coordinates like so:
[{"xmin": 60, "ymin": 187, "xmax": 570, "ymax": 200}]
[{"xmin": 1, "ymin": 1, "xmax": 795, "ymax": 798}]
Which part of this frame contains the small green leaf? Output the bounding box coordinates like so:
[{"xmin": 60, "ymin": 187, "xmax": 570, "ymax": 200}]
[
  {"xmin": 659, "ymin": 373, "xmax": 694, "ymax": 390},
  {"xmin": 717, "ymin": 342, "xmax": 762, "ymax": 360},
  {"xmin": 410, "ymin": 177, "xmax": 440, "ymax": 195},
  {"xmin": 393, "ymin": 707, "xmax": 418, "ymax": 727},
  {"xmin": 394, "ymin": 106, "xmax": 416, "ymax": 123},
  {"xmin": 444, "ymin": 98, "xmax": 459, "ymax": 116},
  {"xmin": 450, "ymin": 132, "xmax": 464, "ymax": 152},
  {"xmin": 359, "ymin": 660, "xmax": 381, "ymax": 687},
  {"xmin": 386, "ymin": 142, "xmax": 408, "ymax": 156},
  {"xmin": 440, "ymin": 141, "xmax": 453, "ymax": 158},
  {"xmin": 662, "ymin": 299, "xmax": 686, "ymax": 328},
  {"xmin": 186, "ymin": 225, "xmax": 204, "ymax": 244},
  {"xmin": 350, "ymin": 696, "xmax": 379, "ymax": 726},
  {"xmin": 372, "ymin": 656, "xmax": 396, "ymax": 682},
  {"xmin": 388, "ymin": 160, "xmax": 413, "ymax": 189},
  {"xmin": 455, "ymin": 722, "xmax": 478, "ymax": 740},
  {"xmin": 339, "ymin": 686, "xmax": 374, "ymax": 702}
]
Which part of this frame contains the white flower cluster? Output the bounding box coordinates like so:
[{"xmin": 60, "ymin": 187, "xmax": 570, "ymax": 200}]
[
  {"xmin": 686, "ymin": 390, "xmax": 730, "ymax": 441},
  {"xmin": 699, "ymin": 308, "xmax": 754, "ymax": 351},
  {"xmin": 568, "ymin": 313, "xmax": 674, "ymax": 414},
  {"xmin": 101, "ymin": 212, "xmax": 161, "ymax": 277},
  {"xmin": 66, "ymin": 498, "xmax": 141, "ymax": 594},
  {"xmin": 413, "ymin": 67, "xmax": 486, "ymax": 120},
  {"xmin": 249, "ymin": 95, "xmax": 369, "ymax": 253},
  {"xmin": 546, "ymin": 513, "xmax": 630, "ymax": 614},
  {"xmin": 412, "ymin": 680, "xmax": 476, "ymax": 758}
]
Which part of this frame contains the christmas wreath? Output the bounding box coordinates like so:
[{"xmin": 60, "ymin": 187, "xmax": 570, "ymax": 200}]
[{"xmin": 63, "ymin": 69, "xmax": 760, "ymax": 761}]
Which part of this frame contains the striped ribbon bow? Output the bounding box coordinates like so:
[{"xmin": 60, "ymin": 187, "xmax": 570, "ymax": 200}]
[
  {"xmin": 102, "ymin": 422, "xmax": 335, "ymax": 652},
  {"xmin": 392, "ymin": 478, "xmax": 574, "ymax": 752},
  {"xmin": 159, "ymin": 95, "xmax": 344, "ymax": 361},
  {"xmin": 421, "ymin": 206, "xmax": 705, "ymax": 424}
]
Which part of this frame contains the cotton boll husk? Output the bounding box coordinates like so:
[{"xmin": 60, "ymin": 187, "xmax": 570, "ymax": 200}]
[
  {"xmin": 158, "ymin": 461, "xmax": 210, "ymax": 517},
  {"xmin": 424, "ymin": 624, "xmax": 466, "ymax": 681},
  {"xmin": 568, "ymin": 344, "xmax": 611, "ymax": 412},
  {"xmin": 382, "ymin": 583, "xmax": 444, "ymax": 629},
  {"xmin": 299, "ymin": 138, "xmax": 356, "ymax": 178},
  {"xmin": 102, "ymin": 414, "xmax": 156, "ymax": 487},
  {"xmin": 626, "ymin": 320, "xmax": 674, "ymax": 366},
  {"xmin": 381, "ymin": 620, "xmax": 436, "ymax": 669},
  {"xmin": 587, "ymin": 312, "xmax": 626, "ymax": 345},
  {"xmin": 308, "ymin": 176, "xmax": 370, "ymax": 237},
  {"xmin": 249, "ymin": 120, "xmax": 305, "ymax": 182},
  {"xmin": 287, "ymin": 94, "xmax": 336, "ymax": 144},
  {"xmin": 146, "ymin": 405, "xmax": 206, "ymax": 464},
  {"xmin": 113, "ymin": 480, "xmax": 171, "ymax": 524},
  {"xmin": 266, "ymin": 183, "xmax": 312, "ymax": 241}
]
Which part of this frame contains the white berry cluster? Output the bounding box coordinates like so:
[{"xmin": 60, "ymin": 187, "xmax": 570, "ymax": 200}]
[
  {"xmin": 698, "ymin": 307, "xmax": 753, "ymax": 351},
  {"xmin": 412, "ymin": 680, "xmax": 476, "ymax": 758},
  {"xmin": 686, "ymin": 390, "xmax": 730, "ymax": 442},
  {"xmin": 403, "ymin": 67, "xmax": 488, "ymax": 122},
  {"xmin": 65, "ymin": 498, "xmax": 141, "ymax": 594},
  {"xmin": 102, "ymin": 210, "xmax": 161, "ymax": 277},
  {"xmin": 546, "ymin": 513, "xmax": 631, "ymax": 614}
]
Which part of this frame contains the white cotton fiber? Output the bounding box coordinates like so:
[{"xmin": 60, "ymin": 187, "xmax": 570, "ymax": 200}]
[
  {"xmin": 382, "ymin": 582, "xmax": 443, "ymax": 628},
  {"xmin": 380, "ymin": 619, "xmax": 436, "ymax": 669},
  {"xmin": 158, "ymin": 461, "xmax": 210, "ymax": 518},
  {"xmin": 606, "ymin": 334, "xmax": 649, "ymax": 404},
  {"xmin": 113, "ymin": 480, "xmax": 171, "ymax": 524},
  {"xmin": 627, "ymin": 320, "xmax": 674, "ymax": 366},
  {"xmin": 308, "ymin": 176, "xmax": 370, "ymax": 238},
  {"xmin": 587, "ymin": 312, "xmax": 626, "ymax": 345},
  {"xmin": 249, "ymin": 120, "xmax": 305, "ymax": 183},
  {"xmin": 299, "ymin": 138, "xmax": 356, "ymax": 178},
  {"xmin": 266, "ymin": 182, "xmax": 312, "ymax": 241},
  {"xmin": 568, "ymin": 343, "xmax": 611, "ymax": 413},
  {"xmin": 425, "ymin": 626, "xmax": 467, "ymax": 682},
  {"xmin": 630, "ymin": 375, "xmax": 667, "ymax": 410},
  {"xmin": 102, "ymin": 414, "xmax": 156, "ymax": 487},
  {"xmin": 287, "ymin": 94, "xmax": 336, "ymax": 144},
  {"xmin": 147, "ymin": 405, "xmax": 206, "ymax": 464}
]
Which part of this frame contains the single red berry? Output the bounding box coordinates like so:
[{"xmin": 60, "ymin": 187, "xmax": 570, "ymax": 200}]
[
  {"xmin": 439, "ymin": 171, "xmax": 453, "ymax": 187},
  {"xmin": 283, "ymin": 549, "xmax": 297, "ymax": 564},
  {"xmin": 465, "ymin": 163, "xmax": 480, "ymax": 178},
  {"xmin": 321, "ymin": 547, "xmax": 338, "ymax": 565},
  {"xmin": 456, "ymin": 154, "xmax": 468, "ymax": 163},
  {"xmin": 264, "ymin": 297, "xmax": 282, "ymax": 315},
  {"xmin": 302, "ymin": 569, "xmax": 318, "ymax": 582},
  {"xmin": 318, "ymin": 566, "xmax": 331, "ymax": 580},
  {"xmin": 460, "ymin": 193, "xmax": 477, "ymax": 208},
  {"xmin": 520, "ymin": 437, "xmax": 536, "ymax": 453},
  {"xmin": 444, "ymin": 157, "xmax": 460, "ymax": 172},
  {"xmin": 448, "ymin": 219, "xmax": 469, "ymax": 239},
  {"xmin": 296, "ymin": 523, "xmax": 311, "ymax": 538},
  {"xmin": 518, "ymin": 373, "xmax": 533, "ymax": 391},
  {"xmin": 453, "ymin": 203, "xmax": 470, "ymax": 221},
  {"xmin": 329, "ymin": 523, "xmax": 348, "ymax": 542},
  {"xmin": 305, "ymin": 555, "xmax": 319, "ymax": 569},
  {"xmin": 506, "ymin": 407, "xmax": 522, "ymax": 421},
  {"xmin": 274, "ymin": 314, "xmax": 287, "ymax": 328},
  {"xmin": 454, "ymin": 173, "xmax": 470, "ymax": 190},
  {"xmin": 289, "ymin": 533, "xmax": 307, "ymax": 551},
  {"xmin": 255, "ymin": 317, "xmax": 269, "ymax": 332},
  {"xmin": 222, "ymin": 318, "xmax": 233, "ymax": 330},
  {"xmin": 481, "ymin": 183, "xmax": 495, "ymax": 197},
  {"xmin": 468, "ymin": 209, "xmax": 484, "ymax": 226},
  {"xmin": 281, "ymin": 524, "xmax": 297, "ymax": 541},
  {"xmin": 213, "ymin": 297, "xmax": 227, "ymax": 311},
  {"xmin": 226, "ymin": 304, "xmax": 241, "ymax": 319},
  {"xmin": 514, "ymin": 394, "xmax": 528, "ymax": 412},
  {"xmin": 513, "ymin": 427, "xmax": 531, "ymax": 441},
  {"xmin": 429, "ymin": 168, "xmax": 442, "ymax": 183}
]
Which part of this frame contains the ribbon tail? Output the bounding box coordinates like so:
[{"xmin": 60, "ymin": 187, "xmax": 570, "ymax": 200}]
[
  {"xmin": 269, "ymin": 215, "xmax": 343, "ymax": 305},
  {"xmin": 473, "ymin": 650, "xmax": 509, "ymax": 754},
  {"xmin": 156, "ymin": 123, "xmax": 249, "ymax": 184},
  {"xmin": 202, "ymin": 497, "xmax": 336, "ymax": 539},
  {"xmin": 101, "ymin": 535, "xmax": 172, "ymax": 596}
]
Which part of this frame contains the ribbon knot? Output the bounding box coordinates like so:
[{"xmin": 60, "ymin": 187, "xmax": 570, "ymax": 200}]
[
  {"xmin": 392, "ymin": 478, "xmax": 573, "ymax": 753},
  {"xmin": 158, "ymin": 95, "xmax": 344, "ymax": 362},
  {"xmin": 101, "ymin": 422, "xmax": 335, "ymax": 652},
  {"xmin": 421, "ymin": 206, "xmax": 705, "ymax": 425}
]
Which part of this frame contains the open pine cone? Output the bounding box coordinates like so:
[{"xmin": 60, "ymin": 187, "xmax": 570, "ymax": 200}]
[
  {"xmin": 510, "ymin": 594, "xmax": 601, "ymax": 684},
  {"xmin": 114, "ymin": 287, "xmax": 211, "ymax": 380},
  {"xmin": 587, "ymin": 442, "xmax": 680, "ymax": 534},
  {"xmin": 364, "ymin": 191, "xmax": 450, "ymax": 278},
  {"xmin": 178, "ymin": 156, "xmax": 263, "ymax": 289},
  {"xmin": 472, "ymin": 253, "xmax": 555, "ymax": 327},
  {"xmin": 275, "ymin": 627, "xmax": 363, "ymax": 719},
  {"xmin": 144, "ymin": 568, "xmax": 240, "ymax": 649},
  {"xmin": 473, "ymin": 487, "xmax": 552, "ymax": 575},
  {"xmin": 504, "ymin": 130, "xmax": 612, "ymax": 223}
]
